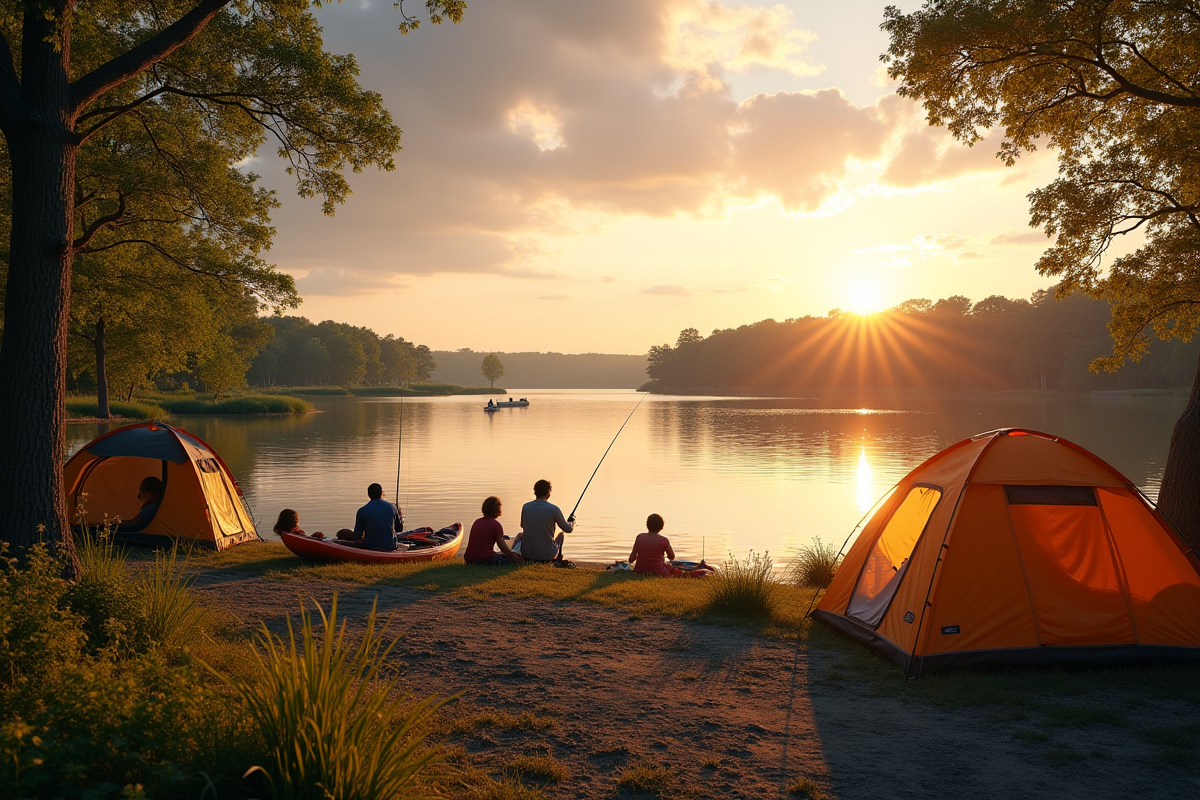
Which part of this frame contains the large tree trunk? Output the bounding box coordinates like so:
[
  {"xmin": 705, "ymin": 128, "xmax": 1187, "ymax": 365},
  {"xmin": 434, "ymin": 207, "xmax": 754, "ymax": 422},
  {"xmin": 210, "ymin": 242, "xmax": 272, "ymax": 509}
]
[
  {"xmin": 0, "ymin": 6, "xmax": 80, "ymax": 572},
  {"xmin": 94, "ymin": 317, "xmax": 110, "ymax": 419},
  {"xmin": 1158, "ymin": 350, "xmax": 1200, "ymax": 548}
]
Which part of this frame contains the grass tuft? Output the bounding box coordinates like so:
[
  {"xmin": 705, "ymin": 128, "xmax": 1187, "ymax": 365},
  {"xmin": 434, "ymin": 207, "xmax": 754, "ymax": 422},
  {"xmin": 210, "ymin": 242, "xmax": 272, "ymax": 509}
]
[
  {"xmin": 508, "ymin": 752, "xmax": 566, "ymax": 783},
  {"xmin": 616, "ymin": 760, "xmax": 674, "ymax": 795},
  {"xmin": 787, "ymin": 775, "xmax": 832, "ymax": 799},
  {"xmin": 787, "ymin": 537, "xmax": 841, "ymax": 589},
  {"xmin": 222, "ymin": 594, "xmax": 443, "ymax": 800},
  {"xmin": 140, "ymin": 545, "xmax": 207, "ymax": 655},
  {"xmin": 704, "ymin": 551, "xmax": 780, "ymax": 619}
]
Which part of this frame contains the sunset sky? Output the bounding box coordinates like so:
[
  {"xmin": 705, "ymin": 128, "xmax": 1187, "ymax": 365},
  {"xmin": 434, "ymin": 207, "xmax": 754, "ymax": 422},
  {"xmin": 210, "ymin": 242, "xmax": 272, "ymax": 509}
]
[{"xmin": 257, "ymin": 0, "xmax": 1066, "ymax": 354}]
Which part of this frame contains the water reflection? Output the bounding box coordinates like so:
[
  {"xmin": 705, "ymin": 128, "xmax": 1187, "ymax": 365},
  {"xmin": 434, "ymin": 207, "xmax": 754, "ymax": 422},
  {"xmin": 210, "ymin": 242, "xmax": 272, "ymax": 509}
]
[
  {"xmin": 855, "ymin": 446, "xmax": 873, "ymax": 514},
  {"xmin": 64, "ymin": 390, "xmax": 1185, "ymax": 568}
]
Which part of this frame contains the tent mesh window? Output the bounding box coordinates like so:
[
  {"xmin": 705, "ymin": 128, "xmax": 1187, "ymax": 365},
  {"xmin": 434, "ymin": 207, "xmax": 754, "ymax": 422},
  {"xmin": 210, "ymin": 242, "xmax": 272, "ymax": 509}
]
[
  {"xmin": 1005, "ymin": 485, "xmax": 1097, "ymax": 506},
  {"xmin": 847, "ymin": 485, "xmax": 942, "ymax": 627}
]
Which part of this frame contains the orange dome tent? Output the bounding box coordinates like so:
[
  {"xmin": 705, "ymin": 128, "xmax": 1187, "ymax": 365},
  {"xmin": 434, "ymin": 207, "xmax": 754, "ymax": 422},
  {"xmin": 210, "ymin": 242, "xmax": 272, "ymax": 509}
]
[
  {"xmin": 813, "ymin": 428, "xmax": 1200, "ymax": 677},
  {"xmin": 64, "ymin": 422, "xmax": 259, "ymax": 550}
]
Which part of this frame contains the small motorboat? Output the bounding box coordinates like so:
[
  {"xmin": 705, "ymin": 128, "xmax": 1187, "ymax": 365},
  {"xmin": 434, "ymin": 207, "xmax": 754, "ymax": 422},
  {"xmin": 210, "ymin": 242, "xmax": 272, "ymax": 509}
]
[
  {"xmin": 484, "ymin": 398, "xmax": 530, "ymax": 411},
  {"xmin": 280, "ymin": 523, "xmax": 463, "ymax": 564}
]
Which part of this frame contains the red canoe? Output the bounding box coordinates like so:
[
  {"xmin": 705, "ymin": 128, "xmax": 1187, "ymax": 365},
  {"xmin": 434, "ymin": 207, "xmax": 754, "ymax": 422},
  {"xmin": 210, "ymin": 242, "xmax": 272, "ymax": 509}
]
[{"xmin": 280, "ymin": 523, "xmax": 463, "ymax": 564}]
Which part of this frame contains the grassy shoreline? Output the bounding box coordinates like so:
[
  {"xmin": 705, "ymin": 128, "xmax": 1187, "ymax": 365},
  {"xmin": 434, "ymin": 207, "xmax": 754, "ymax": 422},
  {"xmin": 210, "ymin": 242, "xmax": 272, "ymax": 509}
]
[{"xmin": 66, "ymin": 393, "xmax": 313, "ymax": 421}]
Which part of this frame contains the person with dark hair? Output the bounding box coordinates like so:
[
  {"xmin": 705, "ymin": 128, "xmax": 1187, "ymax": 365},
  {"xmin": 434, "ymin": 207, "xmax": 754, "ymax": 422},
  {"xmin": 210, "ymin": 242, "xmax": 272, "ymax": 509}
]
[
  {"xmin": 116, "ymin": 476, "xmax": 164, "ymax": 532},
  {"xmin": 519, "ymin": 479, "xmax": 574, "ymax": 564},
  {"xmin": 337, "ymin": 483, "xmax": 404, "ymax": 551},
  {"xmin": 629, "ymin": 513, "xmax": 676, "ymax": 576},
  {"xmin": 465, "ymin": 496, "xmax": 522, "ymax": 565},
  {"xmin": 273, "ymin": 509, "xmax": 306, "ymax": 537}
]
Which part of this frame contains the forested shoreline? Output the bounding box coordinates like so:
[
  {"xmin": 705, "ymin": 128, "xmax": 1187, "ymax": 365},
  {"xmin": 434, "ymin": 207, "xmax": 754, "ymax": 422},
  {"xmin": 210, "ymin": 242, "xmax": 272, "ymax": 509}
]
[{"xmin": 645, "ymin": 292, "xmax": 1200, "ymax": 395}]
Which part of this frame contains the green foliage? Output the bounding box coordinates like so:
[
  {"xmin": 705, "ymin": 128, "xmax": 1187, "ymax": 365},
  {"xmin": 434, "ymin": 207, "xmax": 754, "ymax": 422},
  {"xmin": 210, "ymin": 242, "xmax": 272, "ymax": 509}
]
[
  {"xmin": 481, "ymin": 353, "xmax": 505, "ymax": 388},
  {"xmin": 64, "ymin": 399, "xmax": 166, "ymax": 420},
  {"xmin": 0, "ymin": 544, "xmax": 86, "ymax": 691},
  {"xmin": 67, "ymin": 533, "xmax": 142, "ymax": 652},
  {"xmin": 704, "ymin": 551, "xmax": 780, "ymax": 619},
  {"xmin": 350, "ymin": 383, "xmax": 500, "ymax": 396},
  {"xmin": 882, "ymin": 1, "xmax": 1200, "ymax": 370},
  {"xmin": 788, "ymin": 538, "xmax": 841, "ymax": 590},
  {"xmin": 226, "ymin": 595, "xmax": 443, "ymax": 800},
  {"xmin": 157, "ymin": 395, "xmax": 311, "ymax": 414},
  {"xmin": 139, "ymin": 547, "xmax": 207, "ymax": 656},
  {"xmin": 248, "ymin": 316, "xmax": 437, "ymax": 387}
]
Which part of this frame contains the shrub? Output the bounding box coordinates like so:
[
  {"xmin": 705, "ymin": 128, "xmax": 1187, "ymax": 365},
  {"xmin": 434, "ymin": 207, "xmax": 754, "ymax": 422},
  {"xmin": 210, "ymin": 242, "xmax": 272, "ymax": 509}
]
[
  {"xmin": 704, "ymin": 551, "xmax": 780, "ymax": 619},
  {"xmin": 788, "ymin": 537, "xmax": 842, "ymax": 589},
  {"xmin": 0, "ymin": 544, "xmax": 86, "ymax": 692},
  {"xmin": 68, "ymin": 532, "xmax": 141, "ymax": 651},
  {"xmin": 228, "ymin": 595, "xmax": 443, "ymax": 800},
  {"xmin": 616, "ymin": 760, "xmax": 674, "ymax": 794}
]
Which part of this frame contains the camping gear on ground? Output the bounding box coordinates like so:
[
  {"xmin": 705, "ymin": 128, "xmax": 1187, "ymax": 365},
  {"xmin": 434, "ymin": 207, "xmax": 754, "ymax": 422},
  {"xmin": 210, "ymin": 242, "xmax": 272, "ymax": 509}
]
[
  {"xmin": 64, "ymin": 422, "xmax": 258, "ymax": 550},
  {"xmin": 813, "ymin": 428, "xmax": 1200, "ymax": 677},
  {"xmin": 484, "ymin": 398, "xmax": 530, "ymax": 411},
  {"xmin": 671, "ymin": 559, "xmax": 717, "ymax": 578},
  {"xmin": 280, "ymin": 523, "xmax": 463, "ymax": 564}
]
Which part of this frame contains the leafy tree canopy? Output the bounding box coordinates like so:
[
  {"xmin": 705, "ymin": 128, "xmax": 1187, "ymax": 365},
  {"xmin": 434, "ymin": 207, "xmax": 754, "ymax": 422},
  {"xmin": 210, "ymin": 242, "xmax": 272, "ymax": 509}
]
[{"xmin": 883, "ymin": 0, "xmax": 1200, "ymax": 368}]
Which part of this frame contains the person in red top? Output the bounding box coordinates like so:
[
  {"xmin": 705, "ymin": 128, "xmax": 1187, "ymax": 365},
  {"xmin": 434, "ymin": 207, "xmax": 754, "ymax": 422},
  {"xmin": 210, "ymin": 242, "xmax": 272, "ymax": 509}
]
[
  {"xmin": 273, "ymin": 508, "xmax": 307, "ymax": 537},
  {"xmin": 629, "ymin": 513, "xmax": 677, "ymax": 576},
  {"xmin": 465, "ymin": 496, "xmax": 523, "ymax": 565}
]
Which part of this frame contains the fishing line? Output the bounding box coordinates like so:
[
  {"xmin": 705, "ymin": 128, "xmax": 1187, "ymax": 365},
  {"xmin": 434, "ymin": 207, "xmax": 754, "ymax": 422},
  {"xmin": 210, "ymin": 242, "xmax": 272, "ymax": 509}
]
[
  {"xmin": 569, "ymin": 391, "xmax": 650, "ymax": 520},
  {"xmin": 394, "ymin": 391, "xmax": 404, "ymax": 504}
]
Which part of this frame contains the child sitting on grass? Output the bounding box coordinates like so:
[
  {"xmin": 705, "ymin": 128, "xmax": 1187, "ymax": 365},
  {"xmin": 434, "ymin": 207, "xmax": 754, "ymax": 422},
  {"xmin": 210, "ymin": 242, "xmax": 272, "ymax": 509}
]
[{"xmin": 629, "ymin": 513, "xmax": 676, "ymax": 576}]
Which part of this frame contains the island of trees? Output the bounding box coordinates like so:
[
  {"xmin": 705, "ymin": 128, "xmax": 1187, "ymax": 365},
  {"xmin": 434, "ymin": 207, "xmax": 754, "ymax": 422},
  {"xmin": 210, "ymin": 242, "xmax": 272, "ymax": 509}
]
[{"xmin": 645, "ymin": 292, "xmax": 1200, "ymax": 395}]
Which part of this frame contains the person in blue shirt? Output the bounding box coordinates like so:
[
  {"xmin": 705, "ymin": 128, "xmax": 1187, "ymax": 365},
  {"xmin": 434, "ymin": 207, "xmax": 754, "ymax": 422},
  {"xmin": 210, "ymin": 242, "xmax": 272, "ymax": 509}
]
[{"xmin": 338, "ymin": 483, "xmax": 404, "ymax": 551}]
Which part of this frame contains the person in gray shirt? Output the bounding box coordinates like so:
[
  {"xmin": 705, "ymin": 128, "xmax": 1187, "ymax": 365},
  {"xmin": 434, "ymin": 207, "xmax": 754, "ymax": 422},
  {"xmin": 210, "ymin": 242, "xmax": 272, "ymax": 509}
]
[{"xmin": 519, "ymin": 479, "xmax": 574, "ymax": 562}]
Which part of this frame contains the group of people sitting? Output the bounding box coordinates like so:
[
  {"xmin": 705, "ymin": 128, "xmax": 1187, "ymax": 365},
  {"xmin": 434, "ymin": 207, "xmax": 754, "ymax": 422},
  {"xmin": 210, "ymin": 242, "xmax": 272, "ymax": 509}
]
[{"xmin": 270, "ymin": 477, "xmax": 681, "ymax": 576}]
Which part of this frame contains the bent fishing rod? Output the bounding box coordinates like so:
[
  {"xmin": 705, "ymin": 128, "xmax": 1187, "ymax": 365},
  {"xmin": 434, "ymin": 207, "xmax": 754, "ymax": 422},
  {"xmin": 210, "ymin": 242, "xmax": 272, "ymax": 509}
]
[{"xmin": 569, "ymin": 391, "xmax": 650, "ymax": 520}]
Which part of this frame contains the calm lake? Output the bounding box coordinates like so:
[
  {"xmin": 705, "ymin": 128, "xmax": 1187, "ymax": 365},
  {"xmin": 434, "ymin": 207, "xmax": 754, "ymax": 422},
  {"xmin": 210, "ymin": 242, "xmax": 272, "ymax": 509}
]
[{"xmin": 67, "ymin": 391, "xmax": 1185, "ymax": 567}]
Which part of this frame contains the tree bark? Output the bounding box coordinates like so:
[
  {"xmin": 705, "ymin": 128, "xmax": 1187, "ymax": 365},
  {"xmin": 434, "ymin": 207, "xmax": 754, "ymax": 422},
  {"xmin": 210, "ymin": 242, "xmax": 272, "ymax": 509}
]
[
  {"xmin": 94, "ymin": 317, "xmax": 110, "ymax": 419},
  {"xmin": 1158, "ymin": 350, "xmax": 1200, "ymax": 549},
  {"xmin": 0, "ymin": 5, "xmax": 80, "ymax": 572}
]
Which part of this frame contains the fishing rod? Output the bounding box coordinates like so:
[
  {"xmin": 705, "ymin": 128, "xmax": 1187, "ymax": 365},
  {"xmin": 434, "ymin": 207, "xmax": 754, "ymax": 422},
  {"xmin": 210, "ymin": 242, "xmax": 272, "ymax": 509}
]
[
  {"xmin": 569, "ymin": 391, "xmax": 650, "ymax": 520},
  {"xmin": 394, "ymin": 390, "xmax": 404, "ymax": 502}
]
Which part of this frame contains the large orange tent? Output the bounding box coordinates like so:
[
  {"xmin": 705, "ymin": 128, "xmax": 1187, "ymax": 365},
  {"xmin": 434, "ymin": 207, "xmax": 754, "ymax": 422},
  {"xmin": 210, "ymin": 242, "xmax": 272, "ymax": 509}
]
[
  {"xmin": 64, "ymin": 422, "xmax": 259, "ymax": 550},
  {"xmin": 813, "ymin": 428, "xmax": 1200, "ymax": 677}
]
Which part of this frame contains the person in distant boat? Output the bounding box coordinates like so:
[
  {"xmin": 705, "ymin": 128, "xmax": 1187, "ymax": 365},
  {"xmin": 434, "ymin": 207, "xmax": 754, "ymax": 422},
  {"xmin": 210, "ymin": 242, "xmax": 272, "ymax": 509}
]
[
  {"xmin": 465, "ymin": 496, "xmax": 522, "ymax": 565},
  {"xmin": 629, "ymin": 513, "xmax": 676, "ymax": 577},
  {"xmin": 519, "ymin": 479, "xmax": 574, "ymax": 563},
  {"xmin": 273, "ymin": 508, "xmax": 307, "ymax": 537},
  {"xmin": 488, "ymin": 399, "xmax": 495, "ymax": 407},
  {"xmin": 337, "ymin": 483, "xmax": 404, "ymax": 551},
  {"xmin": 116, "ymin": 476, "xmax": 163, "ymax": 532}
]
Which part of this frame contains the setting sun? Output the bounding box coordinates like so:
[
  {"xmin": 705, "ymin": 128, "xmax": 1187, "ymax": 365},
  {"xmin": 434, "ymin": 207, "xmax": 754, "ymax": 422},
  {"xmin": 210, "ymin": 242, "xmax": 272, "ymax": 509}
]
[{"xmin": 848, "ymin": 282, "xmax": 883, "ymax": 316}]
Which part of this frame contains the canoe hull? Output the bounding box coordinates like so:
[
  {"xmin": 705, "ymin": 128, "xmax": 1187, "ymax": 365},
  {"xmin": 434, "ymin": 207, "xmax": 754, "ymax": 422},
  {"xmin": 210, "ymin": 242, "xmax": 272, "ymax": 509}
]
[{"xmin": 280, "ymin": 524, "xmax": 463, "ymax": 564}]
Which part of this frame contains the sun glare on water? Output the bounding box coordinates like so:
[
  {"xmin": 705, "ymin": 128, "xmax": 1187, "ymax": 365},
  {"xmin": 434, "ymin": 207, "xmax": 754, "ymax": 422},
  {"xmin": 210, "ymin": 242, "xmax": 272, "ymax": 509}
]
[{"xmin": 848, "ymin": 283, "xmax": 882, "ymax": 316}]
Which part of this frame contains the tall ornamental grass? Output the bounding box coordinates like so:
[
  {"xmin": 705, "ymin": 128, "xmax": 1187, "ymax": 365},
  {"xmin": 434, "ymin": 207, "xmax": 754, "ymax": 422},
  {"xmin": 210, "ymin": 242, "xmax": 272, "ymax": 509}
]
[
  {"xmin": 787, "ymin": 537, "xmax": 842, "ymax": 589},
  {"xmin": 704, "ymin": 551, "xmax": 780, "ymax": 619},
  {"xmin": 228, "ymin": 595, "xmax": 442, "ymax": 800},
  {"xmin": 141, "ymin": 546, "xmax": 206, "ymax": 654},
  {"xmin": 65, "ymin": 398, "xmax": 166, "ymax": 419}
]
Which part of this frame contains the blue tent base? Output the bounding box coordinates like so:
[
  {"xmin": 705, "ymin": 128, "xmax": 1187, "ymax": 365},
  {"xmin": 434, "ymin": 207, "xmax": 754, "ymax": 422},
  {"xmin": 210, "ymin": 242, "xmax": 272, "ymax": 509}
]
[{"xmin": 812, "ymin": 609, "xmax": 1200, "ymax": 677}]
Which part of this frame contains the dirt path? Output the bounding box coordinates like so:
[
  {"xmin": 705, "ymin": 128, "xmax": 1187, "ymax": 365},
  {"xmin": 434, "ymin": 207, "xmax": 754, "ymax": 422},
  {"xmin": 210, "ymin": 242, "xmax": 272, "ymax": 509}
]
[{"xmin": 192, "ymin": 569, "xmax": 1200, "ymax": 799}]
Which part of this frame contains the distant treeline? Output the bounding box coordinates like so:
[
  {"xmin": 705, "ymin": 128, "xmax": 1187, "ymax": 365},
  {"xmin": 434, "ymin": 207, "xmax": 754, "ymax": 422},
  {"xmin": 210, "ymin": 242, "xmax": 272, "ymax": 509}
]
[
  {"xmin": 432, "ymin": 350, "xmax": 648, "ymax": 389},
  {"xmin": 645, "ymin": 292, "xmax": 1200, "ymax": 394},
  {"xmin": 247, "ymin": 317, "xmax": 436, "ymax": 387}
]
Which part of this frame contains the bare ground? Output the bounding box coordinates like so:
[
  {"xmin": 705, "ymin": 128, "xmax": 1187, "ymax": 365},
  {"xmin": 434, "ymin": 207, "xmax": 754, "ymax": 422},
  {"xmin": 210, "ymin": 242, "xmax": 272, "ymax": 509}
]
[{"xmin": 191, "ymin": 567, "xmax": 1200, "ymax": 799}]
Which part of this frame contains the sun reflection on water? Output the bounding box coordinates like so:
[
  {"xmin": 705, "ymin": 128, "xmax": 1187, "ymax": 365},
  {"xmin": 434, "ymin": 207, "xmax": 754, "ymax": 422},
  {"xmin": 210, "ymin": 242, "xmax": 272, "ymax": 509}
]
[{"xmin": 855, "ymin": 445, "xmax": 873, "ymax": 513}]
